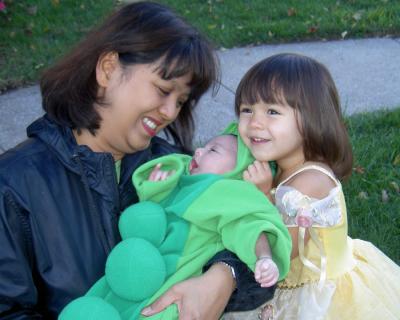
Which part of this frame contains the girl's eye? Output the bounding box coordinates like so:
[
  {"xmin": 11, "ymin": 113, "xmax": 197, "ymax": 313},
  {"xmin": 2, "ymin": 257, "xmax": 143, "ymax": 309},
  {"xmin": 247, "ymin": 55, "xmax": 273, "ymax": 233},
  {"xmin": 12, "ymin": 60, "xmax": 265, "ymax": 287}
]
[
  {"xmin": 267, "ymin": 109, "xmax": 279, "ymax": 115},
  {"xmin": 240, "ymin": 107, "xmax": 252, "ymax": 114}
]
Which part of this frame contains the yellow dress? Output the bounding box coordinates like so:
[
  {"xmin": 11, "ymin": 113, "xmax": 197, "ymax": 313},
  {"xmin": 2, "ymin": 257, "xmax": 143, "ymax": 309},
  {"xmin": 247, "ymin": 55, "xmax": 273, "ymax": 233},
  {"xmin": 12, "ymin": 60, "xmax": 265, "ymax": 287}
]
[{"xmin": 223, "ymin": 165, "xmax": 400, "ymax": 320}]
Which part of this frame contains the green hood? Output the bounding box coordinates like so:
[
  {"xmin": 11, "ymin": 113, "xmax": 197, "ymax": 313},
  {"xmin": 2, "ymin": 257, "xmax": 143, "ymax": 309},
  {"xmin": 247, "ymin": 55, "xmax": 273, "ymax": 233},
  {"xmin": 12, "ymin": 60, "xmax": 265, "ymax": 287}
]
[{"xmin": 222, "ymin": 122, "xmax": 276, "ymax": 180}]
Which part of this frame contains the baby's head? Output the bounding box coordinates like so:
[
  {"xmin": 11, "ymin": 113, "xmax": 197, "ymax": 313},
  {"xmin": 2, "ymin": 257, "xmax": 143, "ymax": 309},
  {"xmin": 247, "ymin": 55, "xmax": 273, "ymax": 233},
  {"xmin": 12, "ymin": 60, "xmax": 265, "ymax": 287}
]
[{"xmin": 189, "ymin": 135, "xmax": 237, "ymax": 175}]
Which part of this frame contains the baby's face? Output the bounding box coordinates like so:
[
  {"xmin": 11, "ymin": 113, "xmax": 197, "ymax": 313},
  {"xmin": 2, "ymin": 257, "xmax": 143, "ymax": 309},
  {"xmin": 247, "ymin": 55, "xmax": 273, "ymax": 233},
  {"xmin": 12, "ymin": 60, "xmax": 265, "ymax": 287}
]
[{"xmin": 189, "ymin": 135, "xmax": 237, "ymax": 175}]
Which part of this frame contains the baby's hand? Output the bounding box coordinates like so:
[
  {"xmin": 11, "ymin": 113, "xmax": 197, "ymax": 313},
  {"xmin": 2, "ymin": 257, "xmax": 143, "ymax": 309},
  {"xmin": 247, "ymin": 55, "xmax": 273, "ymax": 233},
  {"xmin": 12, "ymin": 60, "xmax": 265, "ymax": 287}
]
[
  {"xmin": 243, "ymin": 161, "xmax": 273, "ymax": 195},
  {"xmin": 148, "ymin": 163, "xmax": 175, "ymax": 181},
  {"xmin": 254, "ymin": 257, "xmax": 279, "ymax": 288}
]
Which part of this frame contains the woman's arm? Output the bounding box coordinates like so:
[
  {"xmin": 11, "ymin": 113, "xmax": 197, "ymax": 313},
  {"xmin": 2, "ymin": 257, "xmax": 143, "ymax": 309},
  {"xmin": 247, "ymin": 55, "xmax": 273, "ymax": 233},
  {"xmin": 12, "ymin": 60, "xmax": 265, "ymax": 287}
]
[
  {"xmin": 204, "ymin": 250, "xmax": 276, "ymax": 312},
  {"xmin": 141, "ymin": 262, "xmax": 234, "ymax": 319},
  {"xmin": 0, "ymin": 192, "xmax": 44, "ymax": 319},
  {"xmin": 142, "ymin": 250, "xmax": 276, "ymax": 318}
]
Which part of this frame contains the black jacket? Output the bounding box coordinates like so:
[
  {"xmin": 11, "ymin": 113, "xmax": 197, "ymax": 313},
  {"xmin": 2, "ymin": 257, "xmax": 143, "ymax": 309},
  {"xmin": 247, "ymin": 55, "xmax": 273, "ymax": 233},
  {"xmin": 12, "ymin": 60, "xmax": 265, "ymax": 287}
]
[{"xmin": 0, "ymin": 116, "xmax": 273, "ymax": 319}]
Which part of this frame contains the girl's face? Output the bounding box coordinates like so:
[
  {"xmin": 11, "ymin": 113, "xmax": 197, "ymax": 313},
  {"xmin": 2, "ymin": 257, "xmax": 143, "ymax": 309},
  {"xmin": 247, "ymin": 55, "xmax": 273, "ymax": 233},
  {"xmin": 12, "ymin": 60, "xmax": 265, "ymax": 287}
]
[
  {"xmin": 238, "ymin": 101, "xmax": 305, "ymax": 170},
  {"xmin": 93, "ymin": 57, "xmax": 192, "ymax": 160}
]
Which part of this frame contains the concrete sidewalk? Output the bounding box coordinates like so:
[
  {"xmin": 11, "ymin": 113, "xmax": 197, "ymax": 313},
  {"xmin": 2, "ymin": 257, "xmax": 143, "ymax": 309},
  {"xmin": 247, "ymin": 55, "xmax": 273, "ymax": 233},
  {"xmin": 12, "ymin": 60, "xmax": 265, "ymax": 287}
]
[{"xmin": 1, "ymin": 37, "xmax": 400, "ymax": 153}]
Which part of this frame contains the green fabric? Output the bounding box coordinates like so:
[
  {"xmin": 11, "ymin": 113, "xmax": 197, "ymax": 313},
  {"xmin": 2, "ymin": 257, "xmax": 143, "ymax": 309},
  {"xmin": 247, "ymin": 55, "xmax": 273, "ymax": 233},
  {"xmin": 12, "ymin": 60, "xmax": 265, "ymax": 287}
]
[
  {"xmin": 59, "ymin": 122, "xmax": 291, "ymax": 320},
  {"xmin": 222, "ymin": 122, "xmax": 256, "ymax": 180},
  {"xmin": 134, "ymin": 162, "xmax": 291, "ymax": 320},
  {"xmin": 183, "ymin": 179, "xmax": 291, "ymax": 276},
  {"xmin": 223, "ymin": 122, "xmax": 277, "ymax": 178}
]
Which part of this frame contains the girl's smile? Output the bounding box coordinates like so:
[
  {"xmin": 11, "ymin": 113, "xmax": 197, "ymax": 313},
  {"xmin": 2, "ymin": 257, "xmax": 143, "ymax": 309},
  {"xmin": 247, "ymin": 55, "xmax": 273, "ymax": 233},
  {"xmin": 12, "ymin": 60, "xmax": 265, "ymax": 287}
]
[{"xmin": 249, "ymin": 137, "xmax": 271, "ymax": 144}]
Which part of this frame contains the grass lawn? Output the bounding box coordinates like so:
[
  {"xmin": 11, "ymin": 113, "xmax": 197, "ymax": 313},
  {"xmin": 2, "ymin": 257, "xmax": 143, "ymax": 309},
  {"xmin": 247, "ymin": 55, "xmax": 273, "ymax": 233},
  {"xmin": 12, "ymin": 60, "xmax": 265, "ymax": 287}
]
[
  {"xmin": 1, "ymin": 0, "xmax": 399, "ymax": 91},
  {"xmin": 345, "ymin": 108, "xmax": 400, "ymax": 264},
  {"xmin": 161, "ymin": 0, "xmax": 400, "ymax": 47},
  {"xmin": 0, "ymin": 0, "xmax": 115, "ymax": 92}
]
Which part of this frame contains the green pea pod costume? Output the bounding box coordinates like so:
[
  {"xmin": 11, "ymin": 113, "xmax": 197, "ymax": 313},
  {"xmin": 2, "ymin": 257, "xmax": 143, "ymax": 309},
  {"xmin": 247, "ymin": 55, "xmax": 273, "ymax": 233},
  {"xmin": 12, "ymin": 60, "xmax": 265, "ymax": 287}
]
[{"xmin": 59, "ymin": 123, "xmax": 291, "ymax": 320}]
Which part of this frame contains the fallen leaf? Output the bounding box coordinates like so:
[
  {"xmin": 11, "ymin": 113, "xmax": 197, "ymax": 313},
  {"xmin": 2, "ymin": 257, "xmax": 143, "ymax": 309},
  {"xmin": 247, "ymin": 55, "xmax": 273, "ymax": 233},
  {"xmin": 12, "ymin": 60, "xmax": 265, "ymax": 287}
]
[
  {"xmin": 287, "ymin": 7, "xmax": 297, "ymax": 17},
  {"xmin": 27, "ymin": 5, "xmax": 38, "ymax": 15},
  {"xmin": 24, "ymin": 22, "xmax": 35, "ymax": 36},
  {"xmin": 393, "ymin": 154, "xmax": 400, "ymax": 165},
  {"xmin": 207, "ymin": 24, "xmax": 217, "ymax": 30},
  {"xmin": 381, "ymin": 190, "xmax": 389, "ymax": 203},
  {"xmin": 236, "ymin": 25, "xmax": 243, "ymax": 30},
  {"xmin": 353, "ymin": 11, "xmax": 363, "ymax": 21},
  {"xmin": 51, "ymin": 0, "xmax": 60, "ymax": 6},
  {"xmin": 341, "ymin": 30, "xmax": 348, "ymax": 39},
  {"xmin": 390, "ymin": 181, "xmax": 399, "ymax": 193},
  {"xmin": 353, "ymin": 166, "xmax": 365, "ymax": 174},
  {"xmin": 308, "ymin": 26, "xmax": 318, "ymax": 33},
  {"xmin": 358, "ymin": 191, "xmax": 368, "ymax": 200}
]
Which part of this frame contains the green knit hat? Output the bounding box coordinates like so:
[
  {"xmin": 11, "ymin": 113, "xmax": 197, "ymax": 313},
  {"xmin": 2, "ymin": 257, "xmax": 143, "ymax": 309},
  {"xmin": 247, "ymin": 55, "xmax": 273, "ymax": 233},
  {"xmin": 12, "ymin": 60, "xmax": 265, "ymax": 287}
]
[{"xmin": 222, "ymin": 122, "xmax": 276, "ymax": 180}]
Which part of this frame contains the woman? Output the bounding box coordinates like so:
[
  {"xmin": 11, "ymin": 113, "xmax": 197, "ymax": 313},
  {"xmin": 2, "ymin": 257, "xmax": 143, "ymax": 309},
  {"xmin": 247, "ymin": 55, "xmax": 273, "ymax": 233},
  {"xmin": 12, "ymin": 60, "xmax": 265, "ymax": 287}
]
[{"xmin": 0, "ymin": 2, "xmax": 273, "ymax": 319}]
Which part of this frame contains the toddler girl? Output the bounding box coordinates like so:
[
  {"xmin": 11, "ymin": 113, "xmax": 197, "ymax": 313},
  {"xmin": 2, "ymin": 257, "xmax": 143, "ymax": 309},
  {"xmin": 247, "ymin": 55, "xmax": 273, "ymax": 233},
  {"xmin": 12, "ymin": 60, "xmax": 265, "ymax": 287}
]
[{"xmin": 230, "ymin": 53, "xmax": 400, "ymax": 319}]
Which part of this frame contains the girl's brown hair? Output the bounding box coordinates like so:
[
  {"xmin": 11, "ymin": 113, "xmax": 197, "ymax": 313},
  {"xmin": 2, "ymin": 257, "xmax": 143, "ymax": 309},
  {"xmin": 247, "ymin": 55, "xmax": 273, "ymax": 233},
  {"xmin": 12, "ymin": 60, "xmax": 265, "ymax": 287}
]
[
  {"xmin": 41, "ymin": 1, "xmax": 219, "ymax": 153},
  {"xmin": 235, "ymin": 53, "xmax": 353, "ymax": 180}
]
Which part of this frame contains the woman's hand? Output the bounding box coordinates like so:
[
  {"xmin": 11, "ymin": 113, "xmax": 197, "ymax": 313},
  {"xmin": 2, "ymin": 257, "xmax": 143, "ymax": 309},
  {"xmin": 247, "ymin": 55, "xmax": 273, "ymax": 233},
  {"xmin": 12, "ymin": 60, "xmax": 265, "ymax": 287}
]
[{"xmin": 141, "ymin": 263, "xmax": 235, "ymax": 319}]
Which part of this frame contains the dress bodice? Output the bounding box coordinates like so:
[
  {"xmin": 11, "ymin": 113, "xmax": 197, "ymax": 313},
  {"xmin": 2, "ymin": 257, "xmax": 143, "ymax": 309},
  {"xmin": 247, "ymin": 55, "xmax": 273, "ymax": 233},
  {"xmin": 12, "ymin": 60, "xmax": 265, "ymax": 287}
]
[{"xmin": 275, "ymin": 165, "xmax": 355, "ymax": 287}]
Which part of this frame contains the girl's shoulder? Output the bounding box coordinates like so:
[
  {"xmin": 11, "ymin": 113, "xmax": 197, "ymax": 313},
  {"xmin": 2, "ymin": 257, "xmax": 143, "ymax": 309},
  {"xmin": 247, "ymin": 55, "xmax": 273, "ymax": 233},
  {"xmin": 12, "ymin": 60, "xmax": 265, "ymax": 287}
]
[
  {"xmin": 275, "ymin": 163, "xmax": 342, "ymax": 227},
  {"xmin": 278, "ymin": 162, "xmax": 339, "ymax": 200}
]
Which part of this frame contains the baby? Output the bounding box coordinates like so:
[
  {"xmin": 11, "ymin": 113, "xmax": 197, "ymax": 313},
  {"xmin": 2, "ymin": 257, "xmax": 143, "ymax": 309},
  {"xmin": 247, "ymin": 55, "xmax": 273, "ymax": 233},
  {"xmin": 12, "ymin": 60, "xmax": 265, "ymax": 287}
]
[
  {"xmin": 150, "ymin": 134, "xmax": 279, "ymax": 286},
  {"xmin": 60, "ymin": 124, "xmax": 291, "ymax": 320}
]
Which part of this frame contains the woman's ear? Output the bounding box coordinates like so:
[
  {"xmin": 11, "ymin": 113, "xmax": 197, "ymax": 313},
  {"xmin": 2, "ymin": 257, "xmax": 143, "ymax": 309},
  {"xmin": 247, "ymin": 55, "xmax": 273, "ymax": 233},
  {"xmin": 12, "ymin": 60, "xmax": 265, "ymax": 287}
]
[{"xmin": 96, "ymin": 51, "xmax": 119, "ymax": 88}]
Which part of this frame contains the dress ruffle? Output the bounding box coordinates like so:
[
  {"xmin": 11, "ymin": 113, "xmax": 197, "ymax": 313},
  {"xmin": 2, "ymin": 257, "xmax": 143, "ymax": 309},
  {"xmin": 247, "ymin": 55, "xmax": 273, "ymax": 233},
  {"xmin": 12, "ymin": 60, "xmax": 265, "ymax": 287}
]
[{"xmin": 223, "ymin": 165, "xmax": 400, "ymax": 320}]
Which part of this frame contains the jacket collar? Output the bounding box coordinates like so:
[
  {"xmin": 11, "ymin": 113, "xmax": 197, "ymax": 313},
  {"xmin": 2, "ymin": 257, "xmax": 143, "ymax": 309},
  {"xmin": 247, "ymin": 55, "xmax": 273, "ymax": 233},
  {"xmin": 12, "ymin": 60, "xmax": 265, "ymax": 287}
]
[{"xmin": 27, "ymin": 115, "xmax": 118, "ymax": 199}]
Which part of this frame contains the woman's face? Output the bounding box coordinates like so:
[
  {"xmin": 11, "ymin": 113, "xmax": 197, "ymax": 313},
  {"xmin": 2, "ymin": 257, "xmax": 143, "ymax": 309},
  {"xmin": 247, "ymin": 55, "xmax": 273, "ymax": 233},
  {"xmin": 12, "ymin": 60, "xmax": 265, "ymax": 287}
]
[{"xmin": 94, "ymin": 57, "xmax": 192, "ymax": 160}]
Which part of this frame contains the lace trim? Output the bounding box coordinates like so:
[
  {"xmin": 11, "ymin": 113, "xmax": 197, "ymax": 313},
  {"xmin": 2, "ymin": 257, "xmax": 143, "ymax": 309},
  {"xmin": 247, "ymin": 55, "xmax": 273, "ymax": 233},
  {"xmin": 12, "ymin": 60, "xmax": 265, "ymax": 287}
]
[{"xmin": 276, "ymin": 187, "xmax": 342, "ymax": 227}]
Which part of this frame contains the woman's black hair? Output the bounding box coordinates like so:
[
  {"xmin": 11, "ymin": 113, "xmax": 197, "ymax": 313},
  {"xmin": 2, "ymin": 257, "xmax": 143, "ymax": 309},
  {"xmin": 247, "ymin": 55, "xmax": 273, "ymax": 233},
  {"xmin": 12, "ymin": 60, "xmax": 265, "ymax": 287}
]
[{"xmin": 41, "ymin": 1, "xmax": 219, "ymax": 152}]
